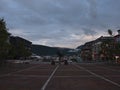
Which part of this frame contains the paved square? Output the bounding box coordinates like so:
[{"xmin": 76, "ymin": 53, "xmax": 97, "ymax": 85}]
[{"xmin": 0, "ymin": 63, "xmax": 120, "ymax": 90}]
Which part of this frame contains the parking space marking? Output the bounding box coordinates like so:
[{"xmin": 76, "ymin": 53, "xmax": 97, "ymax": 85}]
[
  {"xmin": 41, "ymin": 65, "xmax": 59, "ymax": 90},
  {"xmin": 0, "ymin": 65, "xmax": 41, "ymax": 77},
  {"xmin": 74, "ymin": 64, "xmax": 120, "ymax": 88},
  {"xmin": 10, "ymin": 74, "xmax": 49, "ymax": 78}
]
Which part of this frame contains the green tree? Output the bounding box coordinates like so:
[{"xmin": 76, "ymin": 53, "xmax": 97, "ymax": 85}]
[
  {"xmin": 0, "ymin": 18, "xmax": 10, "ymax": 64},
  {"xmin": 9, "ymin": 40, "xmax": 32, "ymax": 59},
  {"xmin": 8, "ymin": 44, "xmax": 17, "ymax": 59},
  {"xmin": 16, "ymin": 41, "xmax": 31, "ymax": 59}
]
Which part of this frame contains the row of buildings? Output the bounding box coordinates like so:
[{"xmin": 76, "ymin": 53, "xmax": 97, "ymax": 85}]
[{"xmin": 80, "ymin": 30, "xmax": 120, "ymax": 62}]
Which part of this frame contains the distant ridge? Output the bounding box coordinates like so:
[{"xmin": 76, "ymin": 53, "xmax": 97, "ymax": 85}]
[{"xmin": 32, "ymin": 44, "xmax": 73, "ymax": 56}]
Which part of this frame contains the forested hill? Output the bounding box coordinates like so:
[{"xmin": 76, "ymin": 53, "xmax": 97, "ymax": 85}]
[{"xmin": 32, "ymin": 44, "xmax": 73, "ymax": 56}]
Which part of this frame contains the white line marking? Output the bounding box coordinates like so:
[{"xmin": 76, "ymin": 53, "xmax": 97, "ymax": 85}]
[
  {"xmin": 11, "ymin": 74, "xmax": 49, "ymax": 78},
  {"xmin": 74, "ymin": 64, "xmax": 120, "ymax": 88},
  {"xmin": 41, "ymin": 65, "xmax": 59, "ymax": 90},
  {"xmin": 0, "ymin": 65, "xmax": 40, "ymax": 76}
]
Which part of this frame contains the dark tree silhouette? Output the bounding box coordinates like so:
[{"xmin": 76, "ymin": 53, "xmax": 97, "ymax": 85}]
[
  {"xmin": 0, "ymin": 18, "xmax": 10, "ymax": 64},
  {"xmin": 57, "ymin": 50, "xmax": 64, "ymax": 64},
  {"xmin": 108, "ymin": 29, "xmax": 113, "ymax": 36}
]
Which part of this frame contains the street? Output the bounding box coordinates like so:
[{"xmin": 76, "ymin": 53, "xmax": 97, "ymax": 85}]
[{"xmin": 0, "ymin": 63, "xmax": 120, "ymax": 90}]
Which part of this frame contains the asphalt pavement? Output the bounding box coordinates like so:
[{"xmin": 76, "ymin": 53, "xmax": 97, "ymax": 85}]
[{"xmin": 0, "ymin": 63, "xmax": 120, "ymax": 90}]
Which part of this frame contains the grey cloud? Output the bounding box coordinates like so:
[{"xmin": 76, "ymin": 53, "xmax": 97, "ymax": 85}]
[
  {"xmin": 82, "ymin": 28, "xmax": 97, "ymax": 36},
  {"xmin": 0, "ymin": 0, "xmax": 120, "ymax": 48}
]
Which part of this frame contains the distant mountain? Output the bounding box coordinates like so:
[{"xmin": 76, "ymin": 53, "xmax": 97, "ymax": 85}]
[
  {"xmin": 31, "ymin": 44, "xmax": 73, "ymax": 56},
  {"xmin": 32, "ymin": 45, "xmax": 58, "ymax": 56}
]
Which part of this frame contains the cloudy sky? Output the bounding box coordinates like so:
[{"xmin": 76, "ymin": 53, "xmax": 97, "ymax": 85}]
[{"xmin": 0, "ymin": 0, "xmax": 120, "ymax": 48}]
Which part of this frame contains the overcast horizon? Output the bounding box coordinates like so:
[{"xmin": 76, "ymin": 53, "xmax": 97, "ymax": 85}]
[{"xmin": 0, "ymin": 0, "xmax": 120, "ymax": 48}]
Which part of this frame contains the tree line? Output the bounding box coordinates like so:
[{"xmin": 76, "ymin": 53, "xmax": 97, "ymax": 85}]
[{"xmin": 0, "ymin": 18, "xmax": 31, "ymax": 65}]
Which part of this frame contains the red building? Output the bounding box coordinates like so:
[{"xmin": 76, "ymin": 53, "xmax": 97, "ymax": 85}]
[
  {"xmin": 114, "ymin": 30, "xmax": 120, "ymax": 63},
  {"xmin": 114, "ymin": 30, "xmax": 120, "ymax": 43}
]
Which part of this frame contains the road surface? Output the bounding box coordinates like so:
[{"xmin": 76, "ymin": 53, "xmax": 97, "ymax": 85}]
[{"xmin": 0, "ymin": 63, "xmax": 120, "ymax": 90}]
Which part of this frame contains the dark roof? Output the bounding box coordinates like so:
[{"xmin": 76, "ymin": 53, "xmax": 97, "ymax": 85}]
[
  {"xmin": 114, "ymin": 34, "xmax": 120, "ymax": 38},
  {"xmin": 95, "ymin": 36, "xmax": 114, "ymax": 42}
]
